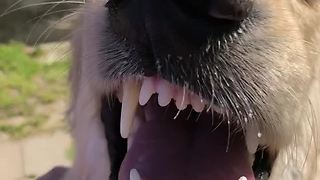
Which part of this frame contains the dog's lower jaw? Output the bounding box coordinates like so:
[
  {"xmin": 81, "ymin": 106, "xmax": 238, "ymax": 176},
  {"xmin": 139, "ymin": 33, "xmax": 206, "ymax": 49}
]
[
  {"xmin": 63, "ymin": 77, "xmax": 111, "ymax": 180},
  {"xmin": 63, "ymin": 2, "xmax": 113, "ymax": 180}
]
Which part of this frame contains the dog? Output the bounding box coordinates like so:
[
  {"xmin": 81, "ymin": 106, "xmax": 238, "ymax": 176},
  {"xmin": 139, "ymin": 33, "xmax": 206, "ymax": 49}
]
[{"xmin": 40, "ymin": 0, "xmax": 320, "ymax": 179}]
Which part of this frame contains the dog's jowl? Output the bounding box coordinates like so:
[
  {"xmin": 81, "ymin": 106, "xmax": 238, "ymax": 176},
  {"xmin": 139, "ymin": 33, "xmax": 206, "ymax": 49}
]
[{"xmin": 41, "ymin": 0, "xmax": 320, "ymax": 180}]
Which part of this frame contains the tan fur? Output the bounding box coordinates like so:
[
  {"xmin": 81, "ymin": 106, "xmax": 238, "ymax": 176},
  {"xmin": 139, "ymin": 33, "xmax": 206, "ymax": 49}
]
[
  {"xmin": 269, "ymin": 1, "xmax": 320, "ymax": 179},
  {"xmin": 52, "ymin": 0, "xmax": 320, "ymax": 180}
]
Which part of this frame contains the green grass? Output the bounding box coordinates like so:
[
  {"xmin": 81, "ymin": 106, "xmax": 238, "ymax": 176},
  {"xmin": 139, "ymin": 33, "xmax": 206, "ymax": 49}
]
[
  {"xmin": 0, "ymin": 42, "xmax": 69, "ymax": 138},
  {"xmin": 0, "ymin": 115, "xmax": 47, "ymax": 138},
  {"xmin": 65, "ymin": 143, "xmax": 75, "ymax": 161}
]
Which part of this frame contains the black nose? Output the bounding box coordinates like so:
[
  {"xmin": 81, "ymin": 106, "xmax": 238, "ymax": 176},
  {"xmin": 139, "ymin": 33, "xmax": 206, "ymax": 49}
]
[
  {"xmin": 209, "ymin": 0, "xmax": 253, "ymax": 21},
  {"xmin": 180, "ymin": 0, "xmax": 253, "ymax": 21}
]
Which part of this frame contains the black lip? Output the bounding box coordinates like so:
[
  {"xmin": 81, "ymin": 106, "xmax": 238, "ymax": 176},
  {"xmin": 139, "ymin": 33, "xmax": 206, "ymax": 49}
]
[{"xmin": 253, "ymin": 148, "xmax": 277, "ymax": 180}]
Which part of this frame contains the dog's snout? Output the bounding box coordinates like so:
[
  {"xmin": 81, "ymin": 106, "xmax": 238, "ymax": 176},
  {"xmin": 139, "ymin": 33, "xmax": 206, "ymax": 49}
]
[{"xmin": 107, "ymin": 0, "xmax": 255, "ymax": 78}]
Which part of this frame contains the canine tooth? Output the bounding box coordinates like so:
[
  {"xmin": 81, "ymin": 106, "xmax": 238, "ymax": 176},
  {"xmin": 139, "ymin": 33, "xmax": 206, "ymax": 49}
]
[
  {"xmin": 175, "ymin": 88, "xmax": 189, "ymax": 110},
  {"xmin": 116, "ymin": 86, "xmax": 123, "ymax": 102},
  {"xmin": 130, "ymin": 169, "xmax": 142, "ymax": 180},
  {"xmin": 245, "ymin": 125, "xmax": 260, "ymax": 154},
  {"xmin": 190, "ymin": 94, "xmax": 205, "ymax": 112},
  {"xmin": 157, "ymin": 79, "xmax": 174, "ymax": 106},
  {"xmin": 139, "ymin": 77, "xmax": 156, "ymax": 106},
  {"xmin": 121, "ymin": 81, "xmax": 141, "ymax": 138}
]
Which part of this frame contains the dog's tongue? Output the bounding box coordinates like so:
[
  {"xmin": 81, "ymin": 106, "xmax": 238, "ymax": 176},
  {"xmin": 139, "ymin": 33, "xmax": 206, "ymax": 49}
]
[{"xmin": 119, "ymin": 102, "xmax": 254, "ymax": 180}]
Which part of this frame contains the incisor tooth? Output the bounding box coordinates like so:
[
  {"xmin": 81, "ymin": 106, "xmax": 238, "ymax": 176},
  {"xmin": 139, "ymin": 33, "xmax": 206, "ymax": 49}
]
[
  {"xmin": 190, "ymin": 94, "xmax": 205, "ymax": 112},
  {"xmin": 130, "ymin": 169, "xmax": 142, "ymax": 180},
  {"xmin": 175, "ymin": 88, "xmax": 189, "ymax": 110},
  {"xmin": 210, "ymin": 104, "xmax": 224, "ymax": 114},
  {"xmin": 139, "ymin": 77, "xmax": 156, "ymax": 106},
  {"xmin": 157, "ymin": 79, "xmax": 174, "ymax": 107},
  {"xmin": 121, "ymin": 80, "xmax": 141, "ymax": 138}
]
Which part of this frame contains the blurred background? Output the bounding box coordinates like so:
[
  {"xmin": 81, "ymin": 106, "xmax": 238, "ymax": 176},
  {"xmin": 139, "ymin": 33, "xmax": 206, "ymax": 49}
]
[{"xmin": 0, "ymin": 1, "xmax": 83, "ymax": 179}]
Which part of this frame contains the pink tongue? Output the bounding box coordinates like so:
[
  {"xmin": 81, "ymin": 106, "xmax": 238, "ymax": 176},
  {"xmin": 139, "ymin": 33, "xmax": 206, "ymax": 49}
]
[{"xmin": 119, "ymin": 101, "xmax": 254, "ymax": 180}]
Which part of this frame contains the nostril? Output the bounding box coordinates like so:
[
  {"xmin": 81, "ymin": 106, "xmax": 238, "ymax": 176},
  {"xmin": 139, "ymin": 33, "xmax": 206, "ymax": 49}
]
[
  {"xmin": 174, "ymin": 0, "xmax": 253, "ymax": 22},
  {"xmin": 208, "ymin": 0, "xmax": 253, "ymax": 21}
]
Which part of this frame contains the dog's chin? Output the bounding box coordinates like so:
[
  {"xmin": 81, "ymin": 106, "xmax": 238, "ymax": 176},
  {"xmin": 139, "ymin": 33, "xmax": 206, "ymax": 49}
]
[{"xmin": 101, "ymin": 77, "xmax": 276, "ymax": 180}]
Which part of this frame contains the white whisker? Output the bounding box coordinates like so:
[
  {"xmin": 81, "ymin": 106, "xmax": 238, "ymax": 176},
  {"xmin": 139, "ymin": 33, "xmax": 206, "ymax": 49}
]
[
  {"xmin": 33, "ymin": 12, "xmax": 78, "ymax": 46},
  {"xmin": 1, "ymin": 1, "xmax": 84, "ymax": 17},
  {"xmin": 2, "ymin": 0, "xmax": 24, "ymax": 14}
]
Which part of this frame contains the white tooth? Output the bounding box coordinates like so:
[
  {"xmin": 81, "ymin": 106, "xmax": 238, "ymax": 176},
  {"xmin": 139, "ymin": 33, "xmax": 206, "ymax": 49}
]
[
  {"xmin": 130, "ymin": 169, "xmax": 142, "ymax": 180},
  {"xmin": 190, "ymin": 94, "xmax": 205, "ymax": 112},
  {"xmin": 121, "ymin": 81, "xmax": 141, "ymax": 138},
  {"xmin": 157, "ymin": 79, "xmax": 174, "ymax": 106},
  {"xmin": 139, "ymin": 77, "xmax": 156, "ymax": 106},
  {"xmin": 175, "ymin": 87, "xmax": 189, "ymax": 110},
  {"xmin": 239, "ymin": 176, "xmax": 247, "ymax": 180},
  {"xmin": 245, "ymin": 125, "xmax": 260, "ymax": 154},
  {"xmin": 211, "ymin": 104, "xmax": 227, "ymax": 114}
]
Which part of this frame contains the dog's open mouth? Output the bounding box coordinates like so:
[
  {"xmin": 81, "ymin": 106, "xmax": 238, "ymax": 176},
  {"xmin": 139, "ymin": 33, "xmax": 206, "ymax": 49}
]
[{"xmin": 102, "ymin": 76, "xmax": 275, "ymax": 180}]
